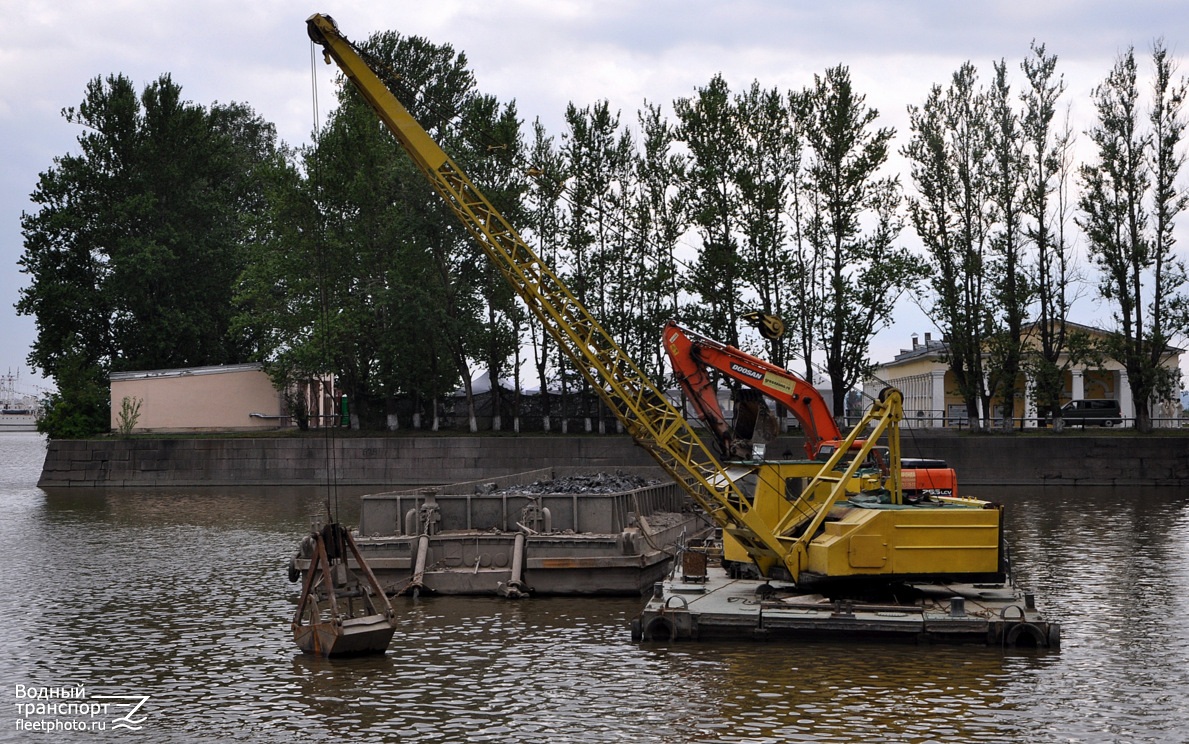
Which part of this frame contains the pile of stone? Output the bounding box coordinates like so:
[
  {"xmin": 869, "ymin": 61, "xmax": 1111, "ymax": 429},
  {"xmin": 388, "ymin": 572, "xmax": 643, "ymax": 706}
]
[{"xmin": 478, "ymin": 471, "xmax": 660, "ymax": 495}]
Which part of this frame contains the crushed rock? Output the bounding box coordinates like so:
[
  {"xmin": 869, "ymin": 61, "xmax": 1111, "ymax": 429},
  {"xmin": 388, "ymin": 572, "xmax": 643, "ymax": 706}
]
[
  {"xmin": 476, "ymin": 471, "xmax": 661, "ymax": 495},
  {"xmin": 638, "ymin": 511, "xmax": 688, "ymax": 531}
]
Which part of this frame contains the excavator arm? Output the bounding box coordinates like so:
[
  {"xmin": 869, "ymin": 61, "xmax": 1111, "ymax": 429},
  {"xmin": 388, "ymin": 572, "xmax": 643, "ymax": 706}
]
[
  {"xmin": 665, "ymin": 322, "xmax": 959, "ymax": 499},
  {"xmin": 665, "ymin": 321, "xmax": 841, "ymax": 460}
]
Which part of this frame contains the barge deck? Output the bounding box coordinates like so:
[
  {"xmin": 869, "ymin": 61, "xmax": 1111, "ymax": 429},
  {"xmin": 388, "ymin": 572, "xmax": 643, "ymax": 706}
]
[{"xmin": 633, "ymin": 561, "xmax": 1060, "ymax": 649}]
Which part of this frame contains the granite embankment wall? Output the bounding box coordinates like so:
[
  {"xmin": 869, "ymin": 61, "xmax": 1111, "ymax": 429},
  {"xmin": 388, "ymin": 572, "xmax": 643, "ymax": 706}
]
[
  {"xmin": 38, "ymin": 436, "xmax": 659, "ymax": 488},
  {"xmin": 38, "ymin": 433, "xmax": 1189, "ymax": 488}
]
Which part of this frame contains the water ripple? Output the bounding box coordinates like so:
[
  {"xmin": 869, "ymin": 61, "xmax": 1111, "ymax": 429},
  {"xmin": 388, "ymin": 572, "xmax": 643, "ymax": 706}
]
[{"xmin": 1, "ymin": 437, "xmax": 1188, "ymax": 742}]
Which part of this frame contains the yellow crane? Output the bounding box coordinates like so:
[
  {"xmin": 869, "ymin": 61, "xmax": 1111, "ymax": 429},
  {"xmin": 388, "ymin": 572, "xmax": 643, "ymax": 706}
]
[{"xmin": 304, "ymin": 14, "xmax": 1003, "ymax": 587}]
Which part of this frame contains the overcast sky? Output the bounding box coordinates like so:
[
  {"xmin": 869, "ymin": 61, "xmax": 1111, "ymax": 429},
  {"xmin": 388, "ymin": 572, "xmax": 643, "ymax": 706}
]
[{"xmin": 2, "ymin": 0, "xmax": 1186, "ymax": 392}]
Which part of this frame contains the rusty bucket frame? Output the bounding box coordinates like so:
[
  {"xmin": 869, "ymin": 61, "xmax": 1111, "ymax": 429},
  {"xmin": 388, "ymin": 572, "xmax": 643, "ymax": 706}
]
[{"xmin": 292, "ymin": 524, "xmax": 397, "ymax": 656}]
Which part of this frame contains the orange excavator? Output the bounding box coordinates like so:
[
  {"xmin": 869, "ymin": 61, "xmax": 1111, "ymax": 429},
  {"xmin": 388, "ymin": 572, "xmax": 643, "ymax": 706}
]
[{"xmin": 664, "ymin": 319, "xmax": 958, "ymax": 500}]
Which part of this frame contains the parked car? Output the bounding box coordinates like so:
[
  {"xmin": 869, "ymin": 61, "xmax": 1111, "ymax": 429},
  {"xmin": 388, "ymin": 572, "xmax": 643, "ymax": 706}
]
[{"xmin": 1048, "ymin": 399, "xmax": 1123, "ymax": 427}]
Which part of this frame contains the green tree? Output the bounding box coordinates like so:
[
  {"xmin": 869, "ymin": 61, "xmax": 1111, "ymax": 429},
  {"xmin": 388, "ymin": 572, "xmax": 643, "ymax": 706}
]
[
  {"xmin": 984, "ymin": 59, "xmax": 1032, "ymax": 428},
  {"xmin": 239, "ymin": 31, "xmax": 477, "ymax": 431},
  {"xmin": 34, "ymin": 352, "xmax": 109, "ymax": 439},
  {"xmin": 230, "ymin": 149, "xmax": 320, "ymax": 419},
  {"xmin": 631, "ymin": 101, "xmax": 687, "ymax": 383},
  {"xmin": 523, "ymin": 119, "xmax": 569, "ymax": 430},
  {"xmin": 1079, "ymin": 43, "xmax": 1188, "ymax": 432},
  {"xmin": 674, "ymin": 74, "xmax": 746, "ymax": 347},
  {"xmin": 802, "ymin": 65, "xmax": 919, "ymax": 419},
  {"xmin": 904, "ymin": 63, "xmax": 996, "ymax": 428},
  {"xmin": 1019, "ymin": 42, "xmax": 1086, "ymax": 427},
  {"xmin": 452, "ymin": 94, "xmax": 529, "ymax": 431},
  {"xmin": 18, "ymin": 73, "xmax": 282, "ymax": 437},
  {"xmin": 784, "ymin": 89, "xmax": 822, "ymax": 385},
  {"xmin": 734, "ymin": 82, "xmax": 797, "ymax": 373},
  {"xmin": 562, "ymin": 100, "xmax": 634, "ymax": 432}
]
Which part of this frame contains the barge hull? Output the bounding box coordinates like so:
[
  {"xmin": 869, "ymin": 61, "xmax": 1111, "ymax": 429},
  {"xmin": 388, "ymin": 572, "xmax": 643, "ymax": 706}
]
[
  {"xmin": 296, "ymin": 529, "xmax": 690, "ymax": 596},
  {"xmin": 634, "ymin": 566, "xmax": 1060, "ymax": 649},
  {"xmin": 290, "ymin": 469, "xmax": 711, "ymax": 597}
]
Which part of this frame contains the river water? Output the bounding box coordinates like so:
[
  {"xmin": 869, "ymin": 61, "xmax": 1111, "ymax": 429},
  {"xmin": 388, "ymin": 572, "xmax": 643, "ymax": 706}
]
[{"xmin": 1, "ymin": 430, "xmax": 1187, "ymax": 743}]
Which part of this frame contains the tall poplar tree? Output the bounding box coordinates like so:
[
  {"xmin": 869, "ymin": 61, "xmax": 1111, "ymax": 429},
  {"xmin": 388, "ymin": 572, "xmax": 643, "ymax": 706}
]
[
  {"xmin": 904, "ymin": 63, "xmax": 996, "ymax": 427},
  {"xmin": 985, "ymin": 59, "xmax": 1031, "ymax": 427},
  {"xmin": 562, "ymin": 100, "xmax": 633, "ymax": 432},
  {"xmin": 1020, "ymin": 42, "xmax": 1085, "ymax": 427},
  {"xmin": 631, "ymin": 102, "xmax": 686, "ymax": 383},
  {"xmin": 452, "ymin": 94, "xmax": 529, "ymax": 431},
  {"xmin": 523, "ymin": 119, "xmax": 569, "ymax": 430},
  {"xmin": 784, "ymin": 89, "xmax": 821, "ymax": 385},
  {"xmin": 734, "ymin": 82, "xmax": 797, "ymax": 371},
  {"xmin": 674, "ymin": 74, "xmax": 745, "ymax": 347},
  {"xmin": 1079, "ymin": 43, "xmax": 1188, "ymax": 431},
  {"xmin": 802, "ymin": 65, "xmax": 919, "ymax": 419}
]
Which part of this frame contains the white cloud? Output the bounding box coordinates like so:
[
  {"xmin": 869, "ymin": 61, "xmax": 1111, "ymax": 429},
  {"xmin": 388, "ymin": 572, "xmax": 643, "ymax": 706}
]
[{"xmin": 2, "ymin": 0, "xmax": 1187, "ymax": 385}]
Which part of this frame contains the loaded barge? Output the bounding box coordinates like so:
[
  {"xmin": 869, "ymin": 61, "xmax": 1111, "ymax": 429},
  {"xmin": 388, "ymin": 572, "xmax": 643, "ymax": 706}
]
[{"xmin": 289, "ymin": 467, "xmax": 710, "ymax": 597}]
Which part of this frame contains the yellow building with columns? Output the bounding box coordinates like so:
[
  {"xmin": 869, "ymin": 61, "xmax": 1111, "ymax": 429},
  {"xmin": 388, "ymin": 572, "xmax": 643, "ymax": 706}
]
[{"xmin": 864, "ymin": 323, "xmax": 1183, "ymax": 429}]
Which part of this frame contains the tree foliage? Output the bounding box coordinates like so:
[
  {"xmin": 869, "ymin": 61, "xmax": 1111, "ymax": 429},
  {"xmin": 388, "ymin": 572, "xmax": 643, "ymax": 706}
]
[
  {"xmin": 454, "ymin": 94, "xmax": 530, "ymax": 431},
  {"xmin": 238, "ymin": 31, "xmax": 481, "ymax": 431},
  {"xmin": 733, "ymin": 82, "xmax": 798, "ymax": 375},
  {"xmin": 984, "ymin": 59, "xmax": 1032, "ymax": 428},
  {"xmin": 802, "ymin": 65, "xmax": 920, "ymax": 417},
  {"xmin": 562, "ymin": 100, "xmax": 635, "ymax": 431},
  {"xmin": 1078, "ymin": 43, "xmax": 1189, "ymax": 432},
  {"xmin": 1020, "ymin": 42, "xmax": 1085, "ymax": 425},
  {"xmin": 905, "ymin": 63, "xmax": 999, "ymax": 427},
  {"xmin": 522, "ymin": 119, "xmax": 569, "ymax": 429},
  {"xmin": 20, "ymin": 30, "xmax": 1187, "ymax": 439},
  {"xmin": 675, "ymin": 75, "xmax": 746, "ymax": 347},
  {"xmin": 18, "ymin": 73, "xmax": 283, "ymax": 437},
  {"xmin": 631, "ymin": 102, "xmax": 686, "ymax": 382}
]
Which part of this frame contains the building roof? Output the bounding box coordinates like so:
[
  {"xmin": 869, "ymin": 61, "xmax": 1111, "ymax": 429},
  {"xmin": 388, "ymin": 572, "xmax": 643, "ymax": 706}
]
[
  {"xmin": 109, "ymin": 362, "xmax": 264, "ymax": 382},
  {"xmin": 890, "ymin": 334, "xmax": 947, "ymax": 363},
  {"xmin": 883, "ymin": 320, "xmax": 1184, "ymax": 367}
]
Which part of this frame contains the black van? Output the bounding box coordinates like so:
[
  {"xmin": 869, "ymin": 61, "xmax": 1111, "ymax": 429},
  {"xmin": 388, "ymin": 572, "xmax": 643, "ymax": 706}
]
[{"xmin": 1053, "ymin": 399, "xmax": 1123, "ymax": 427}]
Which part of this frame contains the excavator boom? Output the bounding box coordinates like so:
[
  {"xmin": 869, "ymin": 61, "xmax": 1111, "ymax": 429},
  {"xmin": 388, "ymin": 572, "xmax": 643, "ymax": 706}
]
[
  {"xmin": 665, "ymin": 321, "xmax": 840, "ymax": 459},
  {"xmin": 665, "ymin": 321, "xmax": 959, "ymax": 499}
]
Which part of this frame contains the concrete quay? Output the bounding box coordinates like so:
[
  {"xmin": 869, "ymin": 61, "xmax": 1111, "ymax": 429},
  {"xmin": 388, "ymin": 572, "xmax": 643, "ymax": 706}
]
[{"xmin": 37, "ymin": 431, "xmax": 1189, "ymax": 488}]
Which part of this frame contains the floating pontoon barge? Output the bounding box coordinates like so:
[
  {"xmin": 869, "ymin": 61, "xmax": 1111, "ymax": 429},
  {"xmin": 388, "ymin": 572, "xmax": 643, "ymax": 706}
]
[{"xmin": 633, "ymin": 558, "xmax": 1060, "ymax": 649}]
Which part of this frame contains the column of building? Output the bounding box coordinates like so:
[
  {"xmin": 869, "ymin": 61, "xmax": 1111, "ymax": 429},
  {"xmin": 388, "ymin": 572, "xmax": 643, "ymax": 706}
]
[
  {"xmin": 1024, "ymin": 375, "xmax": 1037, "ymax": 427},
  {"xmin": 930, "ymin": 369, "xmax": 946, "ymax": 428},
  {"xmin": 1117, "ymin": 369, "xmax": 1132, "ymax": 426}
]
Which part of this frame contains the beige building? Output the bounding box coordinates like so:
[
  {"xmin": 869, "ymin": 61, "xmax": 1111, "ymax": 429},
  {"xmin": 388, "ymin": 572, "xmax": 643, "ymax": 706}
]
[
  {"xmin": 865, "ymin": 324, "xmax": 1184, "ymax": 429},
  {"xmin": 109, "ymin": 363, "xmax": 287, "ymax": 433}
]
